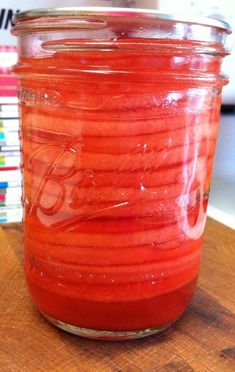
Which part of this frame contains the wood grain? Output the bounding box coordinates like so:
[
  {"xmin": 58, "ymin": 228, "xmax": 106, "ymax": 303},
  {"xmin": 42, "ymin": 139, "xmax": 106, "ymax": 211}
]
[{"xmin": 0, "ymin": 218, "xmax": 234, "ymax": 372}]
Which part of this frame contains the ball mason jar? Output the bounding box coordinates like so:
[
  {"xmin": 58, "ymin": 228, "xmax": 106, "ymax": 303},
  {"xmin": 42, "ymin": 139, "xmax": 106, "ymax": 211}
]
[{"xmin": 12, "ymin": 7, "xmax": 230, "ymax": 340}]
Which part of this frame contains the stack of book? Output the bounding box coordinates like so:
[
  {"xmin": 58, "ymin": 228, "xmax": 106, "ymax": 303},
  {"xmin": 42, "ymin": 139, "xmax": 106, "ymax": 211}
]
[{"xmin": 0, "ymin": 46, "xmax": 22, "ymax": 223}]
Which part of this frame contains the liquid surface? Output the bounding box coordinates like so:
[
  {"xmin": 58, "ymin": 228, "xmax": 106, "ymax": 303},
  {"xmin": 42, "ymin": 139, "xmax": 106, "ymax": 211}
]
[{"xmin": 18, "ymin": 38, "xmax": 222, "ymax": 331}]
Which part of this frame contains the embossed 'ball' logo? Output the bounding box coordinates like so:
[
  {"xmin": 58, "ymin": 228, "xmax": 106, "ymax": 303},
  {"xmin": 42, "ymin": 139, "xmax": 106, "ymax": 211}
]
[{"xmin": 25, "ymin": 128, "xmax": 173, "ymax": 228}]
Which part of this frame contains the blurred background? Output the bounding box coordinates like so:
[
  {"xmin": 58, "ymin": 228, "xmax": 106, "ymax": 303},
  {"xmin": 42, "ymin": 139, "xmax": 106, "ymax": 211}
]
[{"xmin": 0, "ymin": 0, "xmax": 234, "ymax": 227}]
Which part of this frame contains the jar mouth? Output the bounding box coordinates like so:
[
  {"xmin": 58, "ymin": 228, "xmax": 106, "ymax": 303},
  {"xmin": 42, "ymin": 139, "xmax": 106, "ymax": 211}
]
[{"xmin": 12, "ymin": 7, "xmax": 231, "ymax": 34}]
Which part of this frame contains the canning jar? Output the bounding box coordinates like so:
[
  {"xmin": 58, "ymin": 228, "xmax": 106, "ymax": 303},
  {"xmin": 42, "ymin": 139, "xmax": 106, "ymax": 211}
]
[{"xmin": 12, "ymin": 7, "xmax": 230, "ymax": 340}]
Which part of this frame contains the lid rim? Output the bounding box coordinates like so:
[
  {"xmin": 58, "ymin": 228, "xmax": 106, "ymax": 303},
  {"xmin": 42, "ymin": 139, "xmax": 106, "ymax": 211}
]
[{"xmin": 13, "ymin": 7, "xmax": 232, "ymax": 33}]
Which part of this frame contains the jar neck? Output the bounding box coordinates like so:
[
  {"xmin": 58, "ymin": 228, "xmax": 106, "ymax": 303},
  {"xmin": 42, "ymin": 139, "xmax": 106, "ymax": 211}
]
[{"xmin": 12, "ymin": 12, "xmax": 230, "ymax": 54}]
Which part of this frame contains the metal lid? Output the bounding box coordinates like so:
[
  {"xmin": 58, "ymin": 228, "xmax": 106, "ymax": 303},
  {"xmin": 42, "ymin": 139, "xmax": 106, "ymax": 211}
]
[{"xmin": 13, "ymin": 7, "xmax": 232, "ymax": 33}]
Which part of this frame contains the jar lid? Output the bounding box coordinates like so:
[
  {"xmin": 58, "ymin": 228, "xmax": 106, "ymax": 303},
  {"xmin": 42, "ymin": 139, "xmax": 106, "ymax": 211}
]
[{"xmin": 13, "ymin": 7, "xmax": 231, "ymax": 33}]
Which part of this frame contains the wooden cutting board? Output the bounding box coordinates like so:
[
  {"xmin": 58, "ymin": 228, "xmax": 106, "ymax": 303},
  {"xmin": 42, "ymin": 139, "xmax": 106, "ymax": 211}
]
[{"xmin": 0, "ymin": 218, "xmax": 235, "ymax": 372}]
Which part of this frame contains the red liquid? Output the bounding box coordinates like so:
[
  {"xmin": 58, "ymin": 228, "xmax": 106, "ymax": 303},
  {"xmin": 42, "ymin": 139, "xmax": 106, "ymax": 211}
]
[{"xmin": 18, "ymin": 38, "xmax": 222, "ymax": 332}]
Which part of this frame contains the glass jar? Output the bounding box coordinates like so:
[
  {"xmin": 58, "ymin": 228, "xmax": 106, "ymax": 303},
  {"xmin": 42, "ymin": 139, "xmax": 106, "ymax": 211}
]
[{"xmin": 12, "ymin": 7, "xmax": 230, "ymax": 340}]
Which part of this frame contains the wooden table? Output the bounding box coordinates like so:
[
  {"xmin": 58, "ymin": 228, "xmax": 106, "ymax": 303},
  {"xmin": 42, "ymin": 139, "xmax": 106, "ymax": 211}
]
[{"xmin": 0, "ymin": 218, "xmax": 235, "ymax": 371}]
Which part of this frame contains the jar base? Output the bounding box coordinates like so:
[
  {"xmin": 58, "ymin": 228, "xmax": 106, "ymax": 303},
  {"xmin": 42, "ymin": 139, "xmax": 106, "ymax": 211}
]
[{"xmin": 41, "ymin": 312, "xmax": 173, "ymax": 340}]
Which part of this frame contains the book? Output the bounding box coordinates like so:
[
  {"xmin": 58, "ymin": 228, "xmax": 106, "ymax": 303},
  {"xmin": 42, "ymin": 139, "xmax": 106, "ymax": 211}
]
[
  {"xmin": 0, "ymin": 145, "xmax": 20, "ymax": 152},
  {"xmin": 0, "ymin": 104, "xmax": 18, "ymax": 112},
  {"xmin": 0, "ymin": 169, "xmax": 21, "ymax": 182},
  {"xmin": 0, "ymin": 97, "xmax": 18, "ymax": 104},
  {"xmin": 0, "ymin": 195, "xmax": 21, "ymax": 204},
  {"xmin": 0, "ymin": 132, "xmax": 19, "ymax": 140},
  {"xmin": 0, "ymin": 155, "xmax": 20, "ymax": 167},
  {"xmin": 0, "ymin": 119, "xmax": 19, "ymax": 129},
  {"xmin": 0, "ymin": 187, "xmax": 21, "ymax": 197},
  {"xmin": 0, "ymin": 206, "xmax": 22, "ymax": 223},
  {"xmin": 0, "ymin": 138, "xmax": 20, "ymax": 147},
  {"xmin": 0, "ymin": 111, "xmax": 19, "ymax": 119},
  {"xmin": 0, "ymin": 180, "xmax": 21, "ymax": 188},
  {"xmin": 0, "ymin": 151, "xmax": 20, "ymax": 157},
  {"xmin": 0, "ymin": 45, "xmax": 22, "ymax": 222}
]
